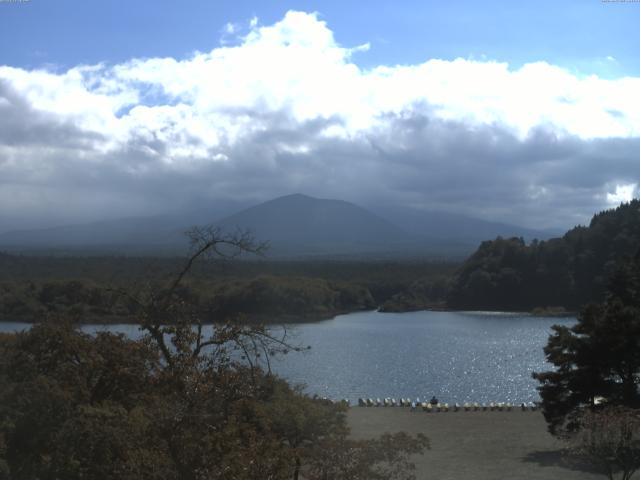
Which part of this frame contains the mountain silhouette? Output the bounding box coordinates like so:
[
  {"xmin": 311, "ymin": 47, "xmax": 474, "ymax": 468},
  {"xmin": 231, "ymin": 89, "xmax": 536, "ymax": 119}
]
[{"xmin": 0, "ymin": 193, "xmax": 556, "ymax": 258}]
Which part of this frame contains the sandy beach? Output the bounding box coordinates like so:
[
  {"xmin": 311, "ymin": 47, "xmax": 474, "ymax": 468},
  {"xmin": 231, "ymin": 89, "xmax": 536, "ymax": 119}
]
[{"xmin": 348, "ymin": 407, "xmax": 604, "ymax": 480}]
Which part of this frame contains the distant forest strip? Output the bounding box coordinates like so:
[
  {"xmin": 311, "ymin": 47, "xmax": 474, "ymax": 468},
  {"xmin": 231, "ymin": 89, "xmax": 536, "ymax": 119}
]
[{"xmin": 0, "ymin": 254, "xmax": 457, "ymax": 323}]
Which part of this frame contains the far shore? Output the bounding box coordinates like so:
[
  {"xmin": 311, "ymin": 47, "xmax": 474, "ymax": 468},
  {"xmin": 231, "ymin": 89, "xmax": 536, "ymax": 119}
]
[
  {"xmin": 348, "ymin": 407, "xmax": 602, "ymax": 480},
  {"xmin": 0, "ymin": 310, "xmax": 362, "ymax": 326},
  {"xmin": 0, "ymin": 306, "xmax": 577, "ymax": 326}
]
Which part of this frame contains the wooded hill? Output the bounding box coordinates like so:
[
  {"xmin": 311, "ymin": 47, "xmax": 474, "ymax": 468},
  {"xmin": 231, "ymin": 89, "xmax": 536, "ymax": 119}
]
[{"xmin": 447, "ymin": 200, "xmax": 640, "ymax": 311}]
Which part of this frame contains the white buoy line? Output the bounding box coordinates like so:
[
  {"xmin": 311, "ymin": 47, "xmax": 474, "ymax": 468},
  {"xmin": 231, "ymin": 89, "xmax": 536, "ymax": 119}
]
[
  {"xmin": 352, "ymin": 398, "xmax": 539, "ymax": 411},
  {"xmin": 312, "ymin": 397, "xmax": 540, "ymax": 411}
]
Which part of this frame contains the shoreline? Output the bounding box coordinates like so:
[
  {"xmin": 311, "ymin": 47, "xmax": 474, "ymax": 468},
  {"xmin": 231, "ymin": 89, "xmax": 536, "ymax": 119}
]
[
  {"xmin": 0, "ymin": 306, "xmax": 577, "ymax": 325},
  {"xmin": 0, "ymin": 310, "xmax": 357, "ymax": 326}
]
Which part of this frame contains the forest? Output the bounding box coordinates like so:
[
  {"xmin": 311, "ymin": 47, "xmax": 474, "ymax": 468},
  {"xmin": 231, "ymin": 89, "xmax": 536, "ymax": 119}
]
[
  {"xmin": 447, "ymin": 200, "xmax": 640, "ymax": 311},
  {"xmin": 0, "ymin": 252, "xmax": 456, "ymax": 323}
]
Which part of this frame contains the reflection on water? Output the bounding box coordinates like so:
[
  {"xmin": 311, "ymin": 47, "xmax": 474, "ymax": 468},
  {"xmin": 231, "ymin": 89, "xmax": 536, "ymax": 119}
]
[
  {"xmin": 0, "ymin": 310, "xmax": 574, "ymax": 403},
  {"xmin": 270, "ymin": 310, "xmax": 574, "ymax": 403}
]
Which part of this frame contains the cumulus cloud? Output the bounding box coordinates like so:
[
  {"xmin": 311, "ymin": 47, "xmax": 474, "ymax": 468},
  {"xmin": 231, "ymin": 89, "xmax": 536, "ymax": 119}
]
[{"xmin": 0, "ymin": 10, "xmax": 638, "ymax": 232}]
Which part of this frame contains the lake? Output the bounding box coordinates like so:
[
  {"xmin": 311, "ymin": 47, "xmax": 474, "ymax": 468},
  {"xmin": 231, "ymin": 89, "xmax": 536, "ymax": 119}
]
[{"xmin": 0, "ymin": 310, "xmax": 574, "ymax": 404}]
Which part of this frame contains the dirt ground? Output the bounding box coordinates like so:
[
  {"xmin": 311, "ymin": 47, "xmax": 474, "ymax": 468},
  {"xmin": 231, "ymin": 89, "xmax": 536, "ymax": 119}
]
[{"xmin": 347, "ymin": 407, "xmax": 605, "ymax": 480}]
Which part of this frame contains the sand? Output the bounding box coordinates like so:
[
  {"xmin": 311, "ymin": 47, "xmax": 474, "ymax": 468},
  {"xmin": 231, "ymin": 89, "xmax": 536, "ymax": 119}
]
[{"xmin": 347, "ymin": 407, "xmax": 605, "ymax": 480}]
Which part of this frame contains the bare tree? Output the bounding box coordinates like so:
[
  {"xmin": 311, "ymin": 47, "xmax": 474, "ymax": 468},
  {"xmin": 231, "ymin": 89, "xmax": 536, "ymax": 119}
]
[
  {"xmin": 570, "ymin": 406, "xmax": 640, "ymax": 480},
  {"xmin": 112, "ymin": 226, "xmax": 298, "ymax": 373}
]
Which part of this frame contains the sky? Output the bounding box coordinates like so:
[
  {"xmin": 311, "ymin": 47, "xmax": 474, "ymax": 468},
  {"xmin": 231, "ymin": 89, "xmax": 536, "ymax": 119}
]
[{"xmin": 0, "ymin": 0, "xmax": 639, "ymax": 233}]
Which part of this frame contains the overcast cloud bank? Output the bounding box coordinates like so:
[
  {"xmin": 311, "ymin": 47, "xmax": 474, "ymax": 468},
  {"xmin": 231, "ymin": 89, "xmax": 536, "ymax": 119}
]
[{"xmin": 0, "ymin": 11, "xmax": 638, "ymax": 233}]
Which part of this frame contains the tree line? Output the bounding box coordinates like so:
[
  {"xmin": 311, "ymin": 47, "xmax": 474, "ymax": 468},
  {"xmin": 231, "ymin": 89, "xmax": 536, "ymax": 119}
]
[
  {"xmin": 0, "ymin": 276, "xmax": 376, "ymax": 324},
  {"xmin": 0, "ymin": 253, "xmax": 456, "ymax": 323},
  {"xmin": 448, "ymin": 200, "xmax": 640, "ymax": 311}
]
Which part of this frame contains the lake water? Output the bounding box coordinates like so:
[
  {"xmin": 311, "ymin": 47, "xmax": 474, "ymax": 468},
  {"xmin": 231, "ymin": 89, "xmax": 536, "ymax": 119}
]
[{"xmin": 0, "ymin": 310, "xmax": 574, "ymax": 404}]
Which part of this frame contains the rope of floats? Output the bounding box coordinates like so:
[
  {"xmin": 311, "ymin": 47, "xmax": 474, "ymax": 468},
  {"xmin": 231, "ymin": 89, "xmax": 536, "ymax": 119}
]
[{"xmin": 320, "ymin": 398, "xmax": 540, "ymax": 411}]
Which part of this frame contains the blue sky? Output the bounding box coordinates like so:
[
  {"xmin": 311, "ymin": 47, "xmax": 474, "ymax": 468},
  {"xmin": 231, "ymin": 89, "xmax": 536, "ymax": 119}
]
[
  {"xmin": 0, "ymin": 1, "xmax": 639, "ymax": 232},
  {"xmin": 2, "ymin": 0, "xmax": 638, "ymax": 76}
]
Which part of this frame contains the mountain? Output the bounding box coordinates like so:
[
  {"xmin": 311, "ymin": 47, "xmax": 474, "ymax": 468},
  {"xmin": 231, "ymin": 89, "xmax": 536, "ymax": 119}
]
[
  {"xmin": 0, "ymin": 194, "xmax": 415, "ymax": 257},
  {"xmin": 0, "ymin": 193, "xmax": 560, "ymax": 258},
  {"xmin": 214, "ymin": 194, "xmax": 416, "ymax": 256}
]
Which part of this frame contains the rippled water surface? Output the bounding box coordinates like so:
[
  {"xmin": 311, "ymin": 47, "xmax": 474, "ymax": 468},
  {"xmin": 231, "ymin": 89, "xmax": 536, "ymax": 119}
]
[
  {"xmin": 269, "ymin": 310, "xmax": 574, "ymax": 403},
  {"xmin": 1, "ymin": 310, "xmax": 574, "ymax": 403}
]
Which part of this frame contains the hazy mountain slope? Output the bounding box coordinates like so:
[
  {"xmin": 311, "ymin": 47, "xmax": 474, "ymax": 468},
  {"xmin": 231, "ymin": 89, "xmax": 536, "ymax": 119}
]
[
  {"xmin": 0, "ymin": 205, "xmax": 243, "ymax": 251},
  {"xmin": 0, "ymin": 193, "xmax": 559, "ymax": 258},
  {"xmin": 0, "ymin": 216, "xmax": 176, "ymax": 247},
  {"xmin": 373, "ymin": 205, "xmax": 559, "ymax": 244},
  {"xmin": 215, "ymin": 194, "xmax": 417, "ymax": 255}
]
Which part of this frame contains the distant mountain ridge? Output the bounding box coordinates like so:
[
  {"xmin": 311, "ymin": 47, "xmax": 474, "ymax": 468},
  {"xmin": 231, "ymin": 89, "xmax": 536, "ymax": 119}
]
[
  {"xmin": 0, "ymin": 193, "xmax": 556, "ymax": 258},
  {"xmin": 0, "ymin": 216, "xmax": 177, "ymax": 247},
  {"xmin": 373, "ymin": 204, "xmax": 560, "ymax": 243}
]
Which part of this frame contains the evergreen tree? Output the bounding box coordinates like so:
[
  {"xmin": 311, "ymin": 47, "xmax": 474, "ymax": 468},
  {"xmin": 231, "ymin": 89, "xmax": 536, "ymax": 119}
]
[{"xmin": 534, "ymin": 253, "xmax": 640, "ymax": 436}]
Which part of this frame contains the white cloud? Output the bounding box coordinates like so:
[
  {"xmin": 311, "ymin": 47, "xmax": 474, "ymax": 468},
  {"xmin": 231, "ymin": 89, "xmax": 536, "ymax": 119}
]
[
  {"xmin": 0, "ymin": 10, "xmax": 639, "ymax": 230},
  {"xmin": 607, "ymin": 183, "xmax": 637, "ymax": 204},
  {"xmin": 3, "ymin": 10, "xmax": 640, "ymax": 147}
]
